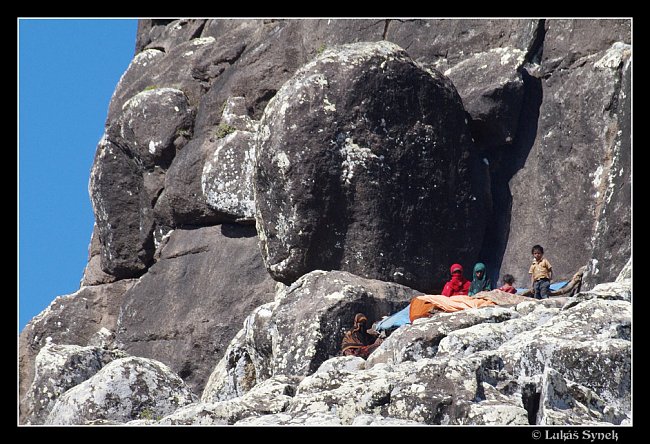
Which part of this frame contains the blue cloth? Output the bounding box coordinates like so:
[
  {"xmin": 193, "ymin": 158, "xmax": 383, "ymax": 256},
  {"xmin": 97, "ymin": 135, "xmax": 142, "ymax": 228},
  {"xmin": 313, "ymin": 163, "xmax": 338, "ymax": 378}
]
[
  {"xmin": 516, "ymin": 281, "xmax": 568, "ymax": 295},
  {"xmin": 550, "ymin": 281, "xmax": 568, "ymax": 291},
  {"xmin": 375, "ymin": 305, "xmax": 411, "ymax": 331}
]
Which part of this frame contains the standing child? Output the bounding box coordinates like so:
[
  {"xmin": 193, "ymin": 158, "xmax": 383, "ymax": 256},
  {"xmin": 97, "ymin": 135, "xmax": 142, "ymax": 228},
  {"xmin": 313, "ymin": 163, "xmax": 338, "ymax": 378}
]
[
  {"xmin": 498, "ymin": 274, "xmax": 517, "ymax": 294},
  {"xmin": 529, "ymin": 245, "xmax": 553, "ymax": 299}
]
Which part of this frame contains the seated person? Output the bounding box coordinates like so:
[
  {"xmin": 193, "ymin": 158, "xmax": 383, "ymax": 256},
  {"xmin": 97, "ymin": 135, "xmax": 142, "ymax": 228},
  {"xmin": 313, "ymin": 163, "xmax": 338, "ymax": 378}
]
[
  {"xmin": 468, "ymin": 262, "xmax": 492, "ymax": 296},
  {"xmin": 341, "ymin": 313, "xmax": 383, "ymax": 359},
  {"xmin": 498, "ymin": 274, "xmax": 517, "ymax": 294},
  {"xmin": 441, "ymin": 263, "xmax": 470, "ymax": 297}
]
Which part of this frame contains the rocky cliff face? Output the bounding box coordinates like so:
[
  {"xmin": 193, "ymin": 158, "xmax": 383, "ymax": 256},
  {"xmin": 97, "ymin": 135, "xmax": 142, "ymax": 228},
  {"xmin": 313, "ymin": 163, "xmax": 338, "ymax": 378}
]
[{"xmin": 20, "ymin": 19, "xmax": 631, "ymax": 425}]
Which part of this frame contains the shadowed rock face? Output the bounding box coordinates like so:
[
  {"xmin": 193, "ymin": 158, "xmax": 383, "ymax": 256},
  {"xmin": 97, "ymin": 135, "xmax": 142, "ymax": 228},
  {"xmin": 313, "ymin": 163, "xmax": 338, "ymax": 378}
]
[
  {"xmin": 90, "ymin": 18, "xmax": 629, "ymax": 288},
  {"xmin": 115, "ymin": 224, "xmax": 276, "ymax": 395},
  {"xmin": 255, "ymin": 41, "xmax": 489, "ymax": 292},
  {"xmin": 90, "ymin": 88, "xmax": 194, "ymax": 278},
  {"xmin": 501, "ymin": 20, "xmax": 630, "ymax": 287}
]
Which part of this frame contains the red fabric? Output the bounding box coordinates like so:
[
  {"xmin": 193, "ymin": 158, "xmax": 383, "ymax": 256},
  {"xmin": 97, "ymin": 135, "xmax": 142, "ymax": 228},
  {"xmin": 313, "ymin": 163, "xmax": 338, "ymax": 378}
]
[
  {"xmin": 498, "ymin": 285, "xmax": 517, "ymax": 294},
  {"xmin": 449, "ymin": 263, "xmax": 464, "ymax": 274},
  {"xmin": 441, "ymin": 275, "xmax": 470, "ymax": 296}
]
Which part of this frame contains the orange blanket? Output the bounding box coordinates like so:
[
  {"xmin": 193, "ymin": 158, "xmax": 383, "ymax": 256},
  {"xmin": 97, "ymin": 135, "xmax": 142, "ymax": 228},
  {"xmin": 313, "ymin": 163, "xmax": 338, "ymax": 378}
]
[{"xmin": 409, "ymin": 294, "xmax": 497, "ymax": 323}]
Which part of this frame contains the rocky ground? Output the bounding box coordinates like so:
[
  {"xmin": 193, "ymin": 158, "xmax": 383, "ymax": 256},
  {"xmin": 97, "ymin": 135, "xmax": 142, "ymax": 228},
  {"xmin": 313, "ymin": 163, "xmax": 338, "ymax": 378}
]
[{"xmin": 22, "ymin": 262, "xmax": 630, "ymax": 425}]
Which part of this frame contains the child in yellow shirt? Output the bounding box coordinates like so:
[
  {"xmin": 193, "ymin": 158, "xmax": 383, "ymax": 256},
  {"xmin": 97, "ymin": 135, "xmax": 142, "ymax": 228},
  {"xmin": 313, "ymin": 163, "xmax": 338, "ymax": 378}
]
[{"xmin": 529, "ymin": 245, "xmax": 553, "ymax": 299}]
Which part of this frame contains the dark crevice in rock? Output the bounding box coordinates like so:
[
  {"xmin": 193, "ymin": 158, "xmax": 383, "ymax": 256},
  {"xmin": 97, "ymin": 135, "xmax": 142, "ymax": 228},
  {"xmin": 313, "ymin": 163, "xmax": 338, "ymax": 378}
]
[
  {"xmin": 382, "ymin": 19, "xmax": 391, "ymax": 40},
  {"xmin": 525, "ymin": 19, "xmax": 546, "ymax": 65},
  {"xmin": 475, "ymin": 21, "xmax": 548, "ymax": 284},
  {"xmin": 474, "ymin": 381, "xmax": 486, "ymax": 402},
  {"xmin": 605, "ymin": 60, "xmax": 626, "ymax": 115},
  {"xmin": 152, "ymin": 19, "xmax": 176, "ymax": 27},
  {"xmin": 521, "ymin": 382, "xmax": 541, "ymax": 425},
  {"xmin": 356, "ymin": 20, "xmax": 385, "ymax": 35},
  {"xmin": 478, "ymin": 63, "xmax": 545, "ymax": 285},
  {"xmin": 147, "ymin": 46, "xmax": 166, "ymax": 53},
  {"xmin": 248, "ymin": 89, "xmax": 277, "ymax": 120},
  {"xmin": 220, "ymin": 224, "xmax": 257, "ymax": 239},
  {"xmin": 189, "ymin": 21, "xmax": 206, "ymax": 41},
  {"xmin": 371, "ymin": 391, "xmax": 391, "ymax": 408},
  {"xmin": 225, "ymin": 44, "xmax": 247, "ymax": 65},
  {"xmin": 178, "ymin": 361, "xmax": 195, "ymax": 380}
]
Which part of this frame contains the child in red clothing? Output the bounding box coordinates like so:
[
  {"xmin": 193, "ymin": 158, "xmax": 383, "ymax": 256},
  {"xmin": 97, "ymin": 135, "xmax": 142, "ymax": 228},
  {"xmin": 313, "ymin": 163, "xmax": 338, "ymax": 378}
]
[
  {"xmin": 498, "ymin": 274, "xmax": 517, "ymax": 294},
  {"xmin": 441, "ymin": 263, "xmax": 470, "ymax": 296}
]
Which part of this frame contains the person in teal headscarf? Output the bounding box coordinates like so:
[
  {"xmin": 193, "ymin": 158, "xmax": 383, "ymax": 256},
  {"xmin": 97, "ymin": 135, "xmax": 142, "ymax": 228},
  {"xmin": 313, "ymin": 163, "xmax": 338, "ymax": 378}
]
[{"xmin": 468, "ymin": 262, "xmax": 492, "ymax": 296}]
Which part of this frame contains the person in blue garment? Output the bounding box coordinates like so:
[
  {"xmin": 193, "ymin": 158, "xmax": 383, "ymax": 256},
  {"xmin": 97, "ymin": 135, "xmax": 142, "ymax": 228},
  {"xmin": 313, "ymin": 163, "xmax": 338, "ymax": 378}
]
[{"xmin": 468, "ymin": 262, "xmax": 492, "ymax": 296}]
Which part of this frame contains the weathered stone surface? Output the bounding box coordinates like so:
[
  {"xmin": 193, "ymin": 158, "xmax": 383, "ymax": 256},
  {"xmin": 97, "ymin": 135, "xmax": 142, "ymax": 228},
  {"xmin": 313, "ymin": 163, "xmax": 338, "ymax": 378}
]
[
  {"xmin": 202, "ymin": 270, "xmax": 418, "ymax": 401},
  {"xmin": 367, "ymin": 306, "xmax": 517, "ymax": 367},
  {"xmin": 81, "ymin": 225, "xmax": 117, "ymax": 286},
  {"xmin": 195, "ymin": 19, "xmax": 387, "ymax": 133},
  {"xmin": 541, "ymin": 19, "xmax": 631, "ymax": 73},
  {"xmin": 563, "ymin": 279, "xmax": 631, "ymax": 310},
  {"xmin": 235, "ymin": 411, "xmax": 342, "ymax": 425},
  {"xmin": 141, "ymin": 19, "xmax": 207, "ymax": 53},
  {"xmin": 255, "ymin": 41, "xmax": 488, "ymax": 291},
  {"xmin": 463, "ymin": 399, "xmax": 530, "ymax": 425},
  {"xmin": 19, "ymin": 280, "xmax": 135, "ymax": 423},
  {"xmin": 89, "ymin": 136, "xmax": 154, "ymax": 278},
  {"xmin": 436, "ymin": 307, "xmax": 557, "ymax": 359},
  {"xmin": 115, "ymin": 20, "xmax": 629, "ymax": 293},
  {"xmin": 350, "ymin": 414, "xmax": 421, "ymax": 425},
  {"xmin": 158, "ymin": 375, "xmax": 298, "ymax": 425},
  {"xmin": 107, "ymin": 88, "xmax": 193, "ymax": 171},
  {"xmin": 22, "ymin": 344, "xmax": 126, "ymax": 424},
  {"xmin": 45, "ymin": 357, "xmax": 196, "ymax": 425},
  {"xmin": 498, "ymin": 298, "xmax": 631, "ymax": 415},
  {"xmin": 109, "ymin": 35, "xmax": 246, "ymax": 124},
  {"xmin": 444, "ymin": 47, "xmax": 526, "ymax": 148},
  {"xmin": 389, "ymin": 358, "xmax": 479, "ymax": 424},
  {"xmin": 90, "ymin": 88, "xmax": 194, "ymax": 278},
  {"xmin": 152, "ymin": 134, "xmax": 223, "ymax": 227},
  {"xmin": 201, "ymin": 302, "xmax": 277, "ymax": 402},
  {"xmin": 135, "ymin": 19, "xmax": 175, "ymax": 52},
  {"xmin": 201, "ymin": 97, "xmax": 258, "ymax": 221},
  {"xmin": 115, "ymin": 225, "xmax": 276, "ymax": 395},
  {"xmin": 582, "ymin": 46, "xmax": 631, "ymax": 290},
  {"xmin": 385, "ymin": 19, "xmax": 540, "ymax": 68},
  {"xmin": 616, "ymin": 258, "xmax": 631, "ymax": 282},
  {"xmin": 502, "ymin": 23, "xmax": 630, "ymax": 287},
  {"xmin": 220, "ymin": 276, "xmax": 629, "ymax": 425},
  {"xmin": 537, "ymin": 368, "xmax": 627, "ymax": 425},
  {"xmin": 286, "ymin": 360, "xmax": 399, "ymax": 424}
]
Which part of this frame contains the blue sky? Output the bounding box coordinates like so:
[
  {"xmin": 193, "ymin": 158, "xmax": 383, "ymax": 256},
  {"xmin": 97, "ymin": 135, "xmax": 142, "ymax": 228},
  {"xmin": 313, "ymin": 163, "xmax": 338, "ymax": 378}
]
[{"xmin": 19, "ymin": 19, "xmax": 138, "ymax": 331}]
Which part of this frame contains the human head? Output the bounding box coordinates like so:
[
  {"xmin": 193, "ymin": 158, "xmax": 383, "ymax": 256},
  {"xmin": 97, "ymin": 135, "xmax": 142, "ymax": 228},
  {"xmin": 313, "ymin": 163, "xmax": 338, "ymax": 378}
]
[
  {"xmin": 531, "ymin": 245, "xmax": 544, "ymax": 255},
  {"xmin": 473, "ymin": 262, "xmax": 486, "ymax": 278},
  {"xmin": 354, "ymin": 313, "xmax": 368, "ymax": 327},
  {"xmin": 502, "ymin": 274, "xmax": 515, "ymax": 285},
  {"xmin": 450, "ymin": 263, "xmax": 463, "ymax": 276}
]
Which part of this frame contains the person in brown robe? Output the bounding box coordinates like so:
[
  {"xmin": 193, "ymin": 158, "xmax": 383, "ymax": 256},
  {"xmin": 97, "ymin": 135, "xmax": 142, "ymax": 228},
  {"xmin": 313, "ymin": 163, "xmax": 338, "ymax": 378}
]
[{"xmin": 341, "ymin": 313, "xmax": 383, "ymax": 359}]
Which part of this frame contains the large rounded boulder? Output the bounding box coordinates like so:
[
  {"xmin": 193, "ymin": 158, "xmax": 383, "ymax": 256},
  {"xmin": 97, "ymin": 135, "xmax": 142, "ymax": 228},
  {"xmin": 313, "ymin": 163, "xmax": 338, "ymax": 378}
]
[{"xmin": 255, "ymin": 41, "xmax": 489, "ymax": 292}]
